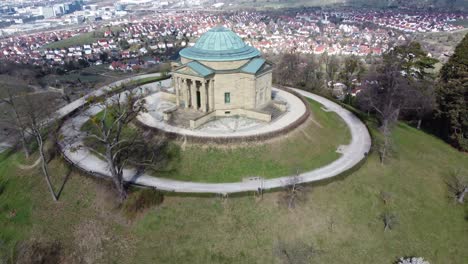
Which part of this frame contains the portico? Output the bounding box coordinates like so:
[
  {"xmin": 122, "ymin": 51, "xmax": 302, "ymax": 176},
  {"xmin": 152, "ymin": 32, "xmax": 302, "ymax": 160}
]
[{"xmin": 173, "ymin": 76, "xmax": 214, "ymax": 112}]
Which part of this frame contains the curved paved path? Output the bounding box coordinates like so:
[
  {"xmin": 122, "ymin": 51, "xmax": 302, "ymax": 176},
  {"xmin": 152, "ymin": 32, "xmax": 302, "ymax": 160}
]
[
  {"xmin": 137, "ymin": 88, "xmax": 307, "ymax": 137},
  {"xmin": 55, "ymin": 73, "xmax": 164, "ymax": 119},
  {"xmin": 57, "ymin": 78, "xmax": 371, "ymax": 194}
]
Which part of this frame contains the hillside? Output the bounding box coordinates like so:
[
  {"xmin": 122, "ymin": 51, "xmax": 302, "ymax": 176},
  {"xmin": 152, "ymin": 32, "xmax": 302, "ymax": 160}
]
[{"xmin": 0, "ymin": 117, "xmax": 467, "ymax": 263}]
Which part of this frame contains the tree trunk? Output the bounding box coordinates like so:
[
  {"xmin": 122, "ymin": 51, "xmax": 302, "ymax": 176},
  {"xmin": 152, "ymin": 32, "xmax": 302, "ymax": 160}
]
[
  {"xmin": 457, "ymin": 187, "xmax": 467, "ymax": 204},
  {"xmin": 11, "ymin": 105, "xmax": 30, "ymax": 158},
  {"xmin": 106, "ymin": 147, "xmax": 127, "ymax": 203},
  {"xmin": 36, "ymin": 133, "xmax": 58, "ymax": 202},
  {"xmin": 380, "ymin": 138, "xmax": 388, "ymax": 165},
  {"xmin": 380, "ymin": 120, "xmax": 389, "ymax": 165},
  {"xmin": 417, "ymin": 119, "xmax": 422, "ymax": 130},
  {"xmin": 288, "ymin": 195, "xmax": 295, "ymax": 209},
  {"xmin": 20, "ymin": 134, "xmax": 30, "ymax": 158}
]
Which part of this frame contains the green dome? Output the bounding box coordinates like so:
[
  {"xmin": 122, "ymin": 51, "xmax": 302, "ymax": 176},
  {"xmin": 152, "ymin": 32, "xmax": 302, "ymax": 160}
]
[{"xmin": 180, "ymin": 27, "xmax": 260, "ymax": 62}]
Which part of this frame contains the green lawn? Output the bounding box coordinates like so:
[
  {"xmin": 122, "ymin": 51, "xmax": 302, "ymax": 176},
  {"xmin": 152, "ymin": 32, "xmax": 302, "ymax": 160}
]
[
  {"xmin": 43, "ymin": 32, "xmax": 102, "ymax": 50},
  {"xmin": 1, "ymin": 117, "xmax": 467, "ymax": 263},
  {"xmin": 155, "ymin": 100, "xmax": 350, "ymax": 182}
]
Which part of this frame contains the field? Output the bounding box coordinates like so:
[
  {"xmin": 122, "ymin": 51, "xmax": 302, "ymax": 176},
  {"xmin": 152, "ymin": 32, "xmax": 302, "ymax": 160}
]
[
  {"xmin": 42, "ymin": 32, "xmax": 103, "ymax": 50},
  {"xmin": 1, "ymin": 117, "xmax": 468, "ymax": 263},
  {"xmin": 42, "ymin": 27, "xmax": 121, "ymax": 50}
]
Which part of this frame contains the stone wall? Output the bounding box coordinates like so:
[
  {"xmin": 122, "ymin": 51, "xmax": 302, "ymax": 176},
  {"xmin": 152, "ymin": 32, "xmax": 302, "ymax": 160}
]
[
  {"xmin": 180, "ymin": 57, "xmax": 250, "ymax": 70},
  {"xmin": 255, "ymin": 72, "xmax": 272, "ymax": 107},
  {"xmin": 189, "ymin": 108, "xmax": 272, "ymax": 129},
  {"xmin": 160, "ymin": 91, "xmax": 176, "ymax": 102},
  {"xmin": 198, "ymin": 59, "xmax": 249, "ymax": 70},
  {"xmin": 213, "ymin": 72, "xmax": 256, "ymax": 110}
]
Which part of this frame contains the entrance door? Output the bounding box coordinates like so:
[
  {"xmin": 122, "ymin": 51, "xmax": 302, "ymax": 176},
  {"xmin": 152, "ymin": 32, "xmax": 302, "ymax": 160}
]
[{"xmin": 196, "ymin": 91, "xmax": 201, "ymax": 109}]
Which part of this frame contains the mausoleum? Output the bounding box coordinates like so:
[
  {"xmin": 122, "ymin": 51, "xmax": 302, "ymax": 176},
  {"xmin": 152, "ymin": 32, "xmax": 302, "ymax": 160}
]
[{"xmin": 172, "ymin": 27, "xmax": 273, "ymax": 114}]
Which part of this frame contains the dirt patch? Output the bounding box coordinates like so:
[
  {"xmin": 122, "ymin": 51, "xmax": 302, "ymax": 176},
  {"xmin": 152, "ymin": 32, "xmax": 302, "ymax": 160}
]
[
  {"xmin": 71, "ymin": 220, "xmax": 107, "ymax": 264},
  {"xmin": 15, "ymin": 239, "xmax": 63, "ymax": 264},
  {"xmin": 92, "ymin": 180, "xmax": 129, "ymax": 226}
]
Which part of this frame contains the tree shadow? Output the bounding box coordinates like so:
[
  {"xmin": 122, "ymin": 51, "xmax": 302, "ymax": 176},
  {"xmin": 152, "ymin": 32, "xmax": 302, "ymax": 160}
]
[{"xmin": 56, "ymin": 167, "xmax": 72, "ymax": 200}]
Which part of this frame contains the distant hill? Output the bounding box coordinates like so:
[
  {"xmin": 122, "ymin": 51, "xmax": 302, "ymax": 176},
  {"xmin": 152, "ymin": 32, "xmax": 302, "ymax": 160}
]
[
  {"xmin": 229, "ymin": 0, "xmax": 467, "ymax": 10},
  {"xmin": 348, "ymin": 0, "xmax": 466, "ymax": 9}
]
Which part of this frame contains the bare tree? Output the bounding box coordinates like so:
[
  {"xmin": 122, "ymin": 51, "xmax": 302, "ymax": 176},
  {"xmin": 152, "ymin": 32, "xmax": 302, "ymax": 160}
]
[
  {"xmin": 300, "ymin": 54, "xmax": 325, "ymax": 92},
  {"xmin": 83, "ymin": 86, "xmax": 165, "ymax": 202},
  {"xmin": 16, "ymin": 94, "xmax": 61, "ymax": 201},
  {"xmin": 280, "ymin": 170, "xmax": 308, "ymax": 210},
  {"xmin": 0, "ymin": 84, "xmax": 31, "ymax": 157},
  {"xmin": 274, "ymin": 53, "xmax": 301, "ymax": 86},
  {"xmin": 357, "ymin": 58, "xmax": 410, "ymax": 164},
  {"xmin": 380, "ymin": 211, "xmax": 398, "ymax": 231},
  {"xmin": 323, "ymin": 54, "xmax": 340, "ymax": 88}
]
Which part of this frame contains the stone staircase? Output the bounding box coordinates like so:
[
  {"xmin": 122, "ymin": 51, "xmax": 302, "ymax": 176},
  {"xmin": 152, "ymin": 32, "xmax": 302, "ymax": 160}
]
[{"xmin": 261, "ymin": 103, "xmax": 285, "ymax": 120}]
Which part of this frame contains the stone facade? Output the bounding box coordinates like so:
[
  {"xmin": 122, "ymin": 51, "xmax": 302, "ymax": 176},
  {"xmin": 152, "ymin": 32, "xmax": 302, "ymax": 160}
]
[{"xmin": 171, "ymin": 27, "xmax": 273, "ymax": 114}]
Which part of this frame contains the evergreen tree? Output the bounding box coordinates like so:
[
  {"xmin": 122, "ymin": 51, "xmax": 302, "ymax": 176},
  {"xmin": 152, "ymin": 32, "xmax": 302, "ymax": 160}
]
[
  {"xmin": 436, "ymin": 34, "xmax": 468, "ymax": 151},
  {"xmin": 391, "ymin": 42, "xmax": 438, "ymax": 81}
]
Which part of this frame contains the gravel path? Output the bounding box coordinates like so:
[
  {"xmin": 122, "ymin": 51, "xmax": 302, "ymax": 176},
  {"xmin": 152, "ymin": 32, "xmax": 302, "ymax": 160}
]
[{"xmin": 57, "ymin": 78, "xmax": 371, "ymax": 194}]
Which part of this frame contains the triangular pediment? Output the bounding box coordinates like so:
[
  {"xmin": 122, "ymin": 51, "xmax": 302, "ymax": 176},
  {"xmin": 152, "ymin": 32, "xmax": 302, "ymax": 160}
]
[{"xmin": 174, "ymin": 66, "xmax": 203, "ymax": 77}]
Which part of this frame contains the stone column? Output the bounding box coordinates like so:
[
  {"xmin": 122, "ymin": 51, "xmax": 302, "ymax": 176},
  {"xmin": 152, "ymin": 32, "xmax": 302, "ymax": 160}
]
[
  {"xmin": 209, "ymin": 79, "xmax": 215, "ymax": 111},
  {"xmin": 205, "ymin": 80, "xmax": 210, "ymax": 111},
  {"xmin": 184, "ymin": 79, "xmax": 190, "ymax": 108},
  {"xmin": 175, "ymin": 77, "xmax": 180, "ymax": 106},
  {"xmin": 191, "ymin": 80, "xmax": 197, "ymax": 109},
  {"xmin": 200, "ymin": 80, "xmax": 207, "ymax": 112}
]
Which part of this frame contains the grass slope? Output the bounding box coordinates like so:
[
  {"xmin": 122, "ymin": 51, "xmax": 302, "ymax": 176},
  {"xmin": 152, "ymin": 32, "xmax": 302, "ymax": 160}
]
[
  {"xmin": 156, "ymin": 100, "xmax": 350, "ymax": 182},
  {"xmin": 0, "ymin": 121, "xmax": 467, "ymax": 263}
]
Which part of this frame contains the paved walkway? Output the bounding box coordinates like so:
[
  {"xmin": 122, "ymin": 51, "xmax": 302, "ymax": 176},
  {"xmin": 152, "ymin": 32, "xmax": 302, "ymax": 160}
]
[
  {"xmin": 137, "ymin": 88, "xmax": 307, "ymax": 137},
  {"xmin": 57, "ymin": 78, "xmax": 371, "ymax": 194},
  {"xmin": 55, "ymin": 73, "xmax": 164, "ymax": 119}
]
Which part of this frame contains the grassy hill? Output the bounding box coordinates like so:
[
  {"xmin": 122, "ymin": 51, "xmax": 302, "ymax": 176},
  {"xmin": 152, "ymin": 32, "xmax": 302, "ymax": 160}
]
[{"xmin": 0, "ymin": 119, "xmax": 467, "ymax": 263}]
